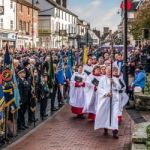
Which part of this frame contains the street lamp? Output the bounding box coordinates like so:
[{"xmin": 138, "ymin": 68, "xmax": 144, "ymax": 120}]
[{"xmin": 32, "ymin": 0, "xmax": 39, "ymax": 50}]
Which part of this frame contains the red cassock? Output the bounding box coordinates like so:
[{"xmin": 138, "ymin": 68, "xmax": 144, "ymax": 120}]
[{"xmin": 71, "ymin": 82, "xmax": 85, "ymax": 115}]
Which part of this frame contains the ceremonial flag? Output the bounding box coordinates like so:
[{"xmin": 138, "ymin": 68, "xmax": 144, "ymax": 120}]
[
  {"xmin": 0, "ymin": 84, "xmax": 4, "ymax": 124},
  {"xmin": 94, "ymin": 49, "xmax": 99, "ymax": 61},
  {"xmin": 65, "ymin": 48, "xmax": 72, "ymax": 80},
  {"xmin": 3, "ymin": 44, "xmax": 15, "ymax": 107},
  {"xmin": 70, "ymin": 49, "xmax": 74, "ymax": 67},
  {"xmin": 12, "ymin": 64, "xmax": 20, "ymax": 109},
  {"xmin": 48, "ymin": 51, "xmax": 55, "ymax": 89},
  {"xmin": 83, "ymin": 47, "xmax": 88, "ymax": 65},
  {"xmin": 56, "ymin": 50, "xmax": 65, "ymax": 84},
  {"xmin": 4, "ymin": 45, "xmax": 11, "ymax": 67}
]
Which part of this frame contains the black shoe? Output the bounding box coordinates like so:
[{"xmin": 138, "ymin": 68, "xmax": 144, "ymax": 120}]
[
  {"xmin": 34, "ymin": 118, "xmax": 39, "ymax": 122},
  {"xmin": 113, "ymin": 134, "xmax": 119, "ymax": 139},
  {"xmin": 28, "ymin": 120, "xmax": 33, "ymax": 123},
  {"xmin": 18, "ymin": 126, "xmax": 25, "ymax": 130},
  {"xmin": 113, "ymin": 130, "xmax": 119, "ymax": 139},
  {"xmin": 51, "ymin": 108, "xmax": 58, "ymax": 111},
  {"xmin": 104, "ymin": 129, "xmax": 108, "ymax": 136},
  {"xmin": 59, "ymin": 102, "xmax": 64, "ymax": 108},
  {"xmin": 77, "ymin": 114, "xmax": 86, "ymax": 119},
  {"xmin": 23, "ymin": 125, "xmax": 29, "ymax": 129},
  {"xmin": 43, "ymin": 114, "xmax": 48, "ymax": 117}
]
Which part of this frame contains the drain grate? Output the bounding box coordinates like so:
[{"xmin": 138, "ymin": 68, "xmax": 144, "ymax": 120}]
[{"xmin": 127, "ymin": 109, "xmax": 146, "ymax": 124}]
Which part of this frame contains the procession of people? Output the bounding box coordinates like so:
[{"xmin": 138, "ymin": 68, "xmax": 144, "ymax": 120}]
[
  {"xmin": 69, "ymin": 50, "xmax": 129, "ymax": 139},
  {"xmin": 0, "ymin": 43, "xmax": 147, "ymax": 145}
]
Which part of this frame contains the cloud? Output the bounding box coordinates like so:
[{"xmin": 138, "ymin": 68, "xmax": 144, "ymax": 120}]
[{"xmin": 68, "ymin": 0, "xmax": 120, "ymax": 32}]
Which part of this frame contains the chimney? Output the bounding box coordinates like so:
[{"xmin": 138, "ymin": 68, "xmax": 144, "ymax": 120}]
[
  {"xmin": 56, "ymin": 0, "xmax": 61, "ymax": 5},
  {"xmin": 56, "ymin": 0, "xmax": 67, "ymax": 8},
  {"xmin": 62, "ymin": 0, "xmax": 67, "ymax": 8}
]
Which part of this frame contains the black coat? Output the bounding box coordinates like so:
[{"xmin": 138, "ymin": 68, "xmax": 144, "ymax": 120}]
[{"xmin": 18, "ymin": 77, "xmax": 30, "ymax": 103}]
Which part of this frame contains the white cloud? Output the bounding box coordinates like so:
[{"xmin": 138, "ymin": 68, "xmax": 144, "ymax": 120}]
[{"xmin": 68, "ymin": 0, "xmax": 120, "ymax": 32}]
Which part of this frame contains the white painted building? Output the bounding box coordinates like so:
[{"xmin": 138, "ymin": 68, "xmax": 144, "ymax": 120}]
[
  {"xmin": 0, "ymin": 0, "xmax": 17, "ymax": 48},
  {"xmin": 36, "ymin": 0, "xmax": 78, "ymax": 49},
  {"xmin": 77, "ymin": 19, "xmax": 100, "ymax": 47}
]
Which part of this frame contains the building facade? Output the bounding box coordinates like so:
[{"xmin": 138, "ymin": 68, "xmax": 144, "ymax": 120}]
[
  {"xmin": 37, "ymin": 0, "xmax": 78, "ymax": 49},
  {"xmin": 0, "ymin": 0, "xmax": 17, "ymax": 48},
  {"xmin": 15, "ymin": 0, "xmax": 39, "ymax": 50},
  {"xmin": 77, "ymin": 20, "xmax": 100, "ymax": 48}
]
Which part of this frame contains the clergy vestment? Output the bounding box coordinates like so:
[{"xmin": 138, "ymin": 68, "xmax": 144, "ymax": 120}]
[
  {"xmin": 69, "ymin": 72, "xmax": 87, "ymax": 115},
  {"xmin": 118, "ymin": 75, "xmax": 129, "ymax": 122},
  {"xmin": 83, "ymin": 74, "xmax": 102, "ymax": 120},
  {"xmin": 83, "ymin": 64, "xmax": 93, "ymax": 76},
  {"xmin": 94, "ymin": 76, "xmax": 121, "ymax": 130}
]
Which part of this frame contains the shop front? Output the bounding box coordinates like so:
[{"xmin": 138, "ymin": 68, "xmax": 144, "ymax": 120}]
[{"xmin": 0, "ymin": 32, "xmax": 17, "ymax": 48}]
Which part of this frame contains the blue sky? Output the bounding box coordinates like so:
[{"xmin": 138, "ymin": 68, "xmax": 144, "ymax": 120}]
[{"xmin": 68, "ymin": 0, "xmax": 122, "ymax": 32}]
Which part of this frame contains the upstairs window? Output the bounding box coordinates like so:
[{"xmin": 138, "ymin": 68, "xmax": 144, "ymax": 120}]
[
  {"xmin": 10, "ymin": 20, "xmax": 13, "ymax": 30},
  {"xmin": 0, "ymin": 18, "xmax": 3, "ymax": 29},
  {"xmin": 10, "ymin": 0, "xmax": 13, "ymax": 9}
]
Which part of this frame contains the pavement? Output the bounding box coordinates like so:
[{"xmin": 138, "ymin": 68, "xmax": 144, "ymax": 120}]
[{"xmin": 5, "ymin": 105, "xmax": 133, "ymax": 150}]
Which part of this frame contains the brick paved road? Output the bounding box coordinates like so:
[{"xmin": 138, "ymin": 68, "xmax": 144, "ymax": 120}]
[{"xmin": 7, "ymin": 105, "xmax": 133, "ymax": 150}]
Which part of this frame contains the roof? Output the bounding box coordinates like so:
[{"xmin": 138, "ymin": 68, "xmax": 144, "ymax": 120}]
[
  {"xmin": 40, "ymin": 0, "xmax": 78, "ymax": 17},
  {"xmin": 12, "ymin": 0, "xmax": 40, "ymax": 10}
]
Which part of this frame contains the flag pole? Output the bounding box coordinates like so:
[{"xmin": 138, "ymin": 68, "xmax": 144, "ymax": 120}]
[
  {"xmin": 4, "ymin": 43, "xmax": 9, "ymax": 142},
  {"xmin": 124, "ymin": 0, "xmax": 128, "ymax": 91},
  {"xmin": 110, "ymin": 32, "xmax": 115, "ymax": 126}
]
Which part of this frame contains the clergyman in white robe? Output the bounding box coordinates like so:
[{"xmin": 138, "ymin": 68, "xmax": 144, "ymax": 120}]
[
  {"xmin": 95, "ymin": 76, "xmax": 121, "ymax": 131},
  {"xmin": 118, "ymin": 75, "xmax": 129, "ymax": 123}
]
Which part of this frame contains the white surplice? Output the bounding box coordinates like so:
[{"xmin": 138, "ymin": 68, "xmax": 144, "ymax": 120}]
[
  {"xmin": 94, "ymin": 76, "xmax": 121, "ymax": 130},
  {"xmin": 83, "ymin": 64, "xmax": 93, "ymax": 76},
  {"xmin": 69, "ymin": 72, "xmax": 87, "ymax": 108},
  {"xmin": 83, "ymin": 74, "xmax": 102, "ymax": 114},
  {"xmin": 118, "ymin": 76, "xmax": 129, "ymax": 116}
]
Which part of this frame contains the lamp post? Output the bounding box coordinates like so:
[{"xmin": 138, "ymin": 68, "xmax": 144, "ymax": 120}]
[{"xmin": 32, "ymin": 0, "xmax": 39, "ymax": 50}]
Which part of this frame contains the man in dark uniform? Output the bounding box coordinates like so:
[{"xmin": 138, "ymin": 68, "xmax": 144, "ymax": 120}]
[
  {"xmin": 40, "ymin": 73, "xmax": 49, "ymax": 120},
  {"xmin": 17, "ymin": 68, "xmax": 30, "ymax": 130}
]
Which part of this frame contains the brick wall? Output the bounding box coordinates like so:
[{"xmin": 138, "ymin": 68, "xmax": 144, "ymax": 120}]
[{"xmin": 16, "ymin": 2, "xmax": 38, "ymax": 37}]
